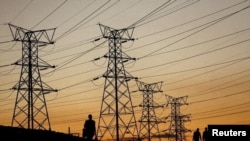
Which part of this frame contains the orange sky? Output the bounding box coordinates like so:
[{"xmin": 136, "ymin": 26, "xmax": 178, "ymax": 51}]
[{"xmin": 0, "ymin": 0, "xmax": 250, "ymax": 141}]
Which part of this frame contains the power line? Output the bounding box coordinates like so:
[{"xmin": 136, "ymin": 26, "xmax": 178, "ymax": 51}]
[
  {"xmin": 190, "ymin": 79, "xmax": 250, "ymax": 98},
  {"xmin": 67, "ymin": 0, "xmax": 121, "ymax": 33},
  {"xmin": 166, "ymin": 69, "xmax": 250, "ymax": 92},
  {"xmin": 192, "ymin": 109, "xmax": 250, "ymax": 121},
  {"xmin": 0, "ymin": 41, "xmax": 12, "ymax": 44},
  {"xmin": 56, "ymin": 0, "xmax": 97, "ymax": 28},
  {"xmin": 0, "ymin": 64, "xmax": 11, "ymax": 67},
  {"xmin": 59, "ymin": 79, "xmax": 92, "ymax": 91},
  {"xmin": 10, "ymin": 0, "xmax": 34, "ymax": 22},
  {"xmin": 130, "ymin": 27, "xmax": 250, "ymax": 57},
  {"xmin": 138, "ymin": 5, "xmax": 250, "ymax": 59},
  {"xmin": 140, "ymin": 56, "xmax": 250, "ymax": 79},
  {"xmin": 134, "ymin": 0, "xmax": 200, "ymax": 28},
  {"xmin": 138, "ymin": 0, "xmax": 248, "ymax": 38},
  {"xmin": 100, "ymin": 0, "xmax": 143, "ymax": 23},
  {"xmin": 132, "ymin": 38, "xmax": 250, "ymax": 73},
  {"xmin": 192, "ymin": 102, "xmax": 250, "ymax": 116},
  {"xmin": 31, "ymin": 0, "xmax": 68, "ymax": 30},
  {"xmin": 55, "ymin": 0, "xmax": 112, "ymax": 41},
  {"xmin": 129, "ymin": 0, "xmax": 173, "ymax": 28},
  {"xmin": 163, "ymin": 58, "xmax": 249, "ymax": 86},
  {"xmin": 49, "ymin": 40, "xmax": 106, "ymax": 73},
  {"xmin": 191, "ymin": 89, "xmax": 250, "ymax": 104}
]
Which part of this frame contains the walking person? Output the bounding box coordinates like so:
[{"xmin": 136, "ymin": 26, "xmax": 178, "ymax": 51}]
[
  {"xmin": 83, "ymin": 114, "xmax": 96, "ymax": 141},
  {"xmin": 202, "ymin": 127, "xmax": 209, "ymax": 141},
  {"xmin": 193, "ymin": 128, "xmax": 202, "ymax": 141}
]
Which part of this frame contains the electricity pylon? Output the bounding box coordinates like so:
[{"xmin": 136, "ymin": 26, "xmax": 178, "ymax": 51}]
[
  {"xmin": 8, "ymin": 23, "xmax": 57, "ymax": 130},
  {"xmin": 96, "ymin": 24, "xmax": 139, "ymax": 141},
  {"xmin": 164, "ymin": 95, "xmax": 191, "ymax": 141},
  {"xmin": 136, "ymin": 80, "xmax": 165, "ymax": 141}
]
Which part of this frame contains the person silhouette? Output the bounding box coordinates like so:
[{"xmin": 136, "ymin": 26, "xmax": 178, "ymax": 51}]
[
  {"xmin": 193, "ymin": 128, "xmax": 202, "ymax": 141},
  {"xmin": 202, "ymin": 127, "xmax": 209, "ymax": 141},
  {"xmin": 83, "ymin": 114, "xmax": 96, "ymax": 141}
]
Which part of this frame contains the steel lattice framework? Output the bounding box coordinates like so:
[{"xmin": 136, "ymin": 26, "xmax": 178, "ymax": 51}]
[
  {"xmin": 136, "ymin": 81, "xmax": 164, "ymax": 141},
  {"xmin": 8, "ymin": 24, "xmax": 57, "ymax": 130},
  {"xmin": 96, "ymin": 24, "xmax": 139, "ymax": 141},
  {"xmin": 165, "ymin": 95, "xmax": 191, "ymax": 141}
]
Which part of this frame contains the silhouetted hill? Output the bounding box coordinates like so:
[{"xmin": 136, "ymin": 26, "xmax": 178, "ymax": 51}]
[{"xmin": 0, "ymin": 125, "xmax": 82, "ymax": 141}]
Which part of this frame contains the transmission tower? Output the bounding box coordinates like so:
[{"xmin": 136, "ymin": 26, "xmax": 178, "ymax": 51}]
[
  {"xmin": 164, "ymin": 95, "xmax": 191, "ymax": 141},
  {"xmin": 136, "ymin": 80, "xmax": 165, "ymax": 141},
  {"xmin": 96, "ymin": 24, "xmax": 139, "ymax": 141},
  {"xmin": 8, "ymin": 23, "xmax": 57, "ymax": 130}
]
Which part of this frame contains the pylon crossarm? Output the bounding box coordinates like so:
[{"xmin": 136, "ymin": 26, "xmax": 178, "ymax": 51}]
[
  {"xmin": 99, "ymin": 24, "xmax": 135, "ymax": 40},
  {"xmin": 34, "ymin": 29, "xmax": 56, "ymax": 46},
  {"xmin": 9, "ymin": 23, "xmax": 29, "ymax": 40},
  {"xmin": 38, "ymin": 57, "xmax": 55, "ymax": 69},
  {"xmin": 8, "ymin": 23, "xmax": 56, "ymax": 46}
]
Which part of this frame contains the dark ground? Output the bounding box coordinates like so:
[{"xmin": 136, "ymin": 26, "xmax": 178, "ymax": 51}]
[{"xmin": 0, "ymin": 125, "xmax": 83, "ymax": 141}]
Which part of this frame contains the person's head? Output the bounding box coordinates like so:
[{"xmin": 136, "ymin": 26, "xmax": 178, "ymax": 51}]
[
  {"xmin": 205, "ymin": 127, "xmax": 207, "ymax": 131},
  {"xmin": 88, "ymin": 114, "xmax": 92, "ymax": 119},
  {"xmin": 197, "ymin": 128, "xmax": 199, "ymax": 131}
]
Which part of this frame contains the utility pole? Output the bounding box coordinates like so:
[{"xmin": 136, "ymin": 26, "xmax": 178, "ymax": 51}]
[
  {"xmin": 8, "ymin": 23, "xmax": 57, "ymax": 130},
  {"xmin": 164, "ymin": 95, "xmax": 191, "ymax": 141},
  {"xmin": 136, "ymin": 80, "xmax": 165, "ymax": 141},
  {"xmin": 96, "ymin": 24, "xmax": 139, "ymax": 141}
]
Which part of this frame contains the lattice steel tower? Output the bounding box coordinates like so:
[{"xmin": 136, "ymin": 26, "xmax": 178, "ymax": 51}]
[
  {"xmin": 165, "ymin": 95, "xmax": 191, "ymax": 141},
  {"xmin": 96, "ymin": 24, "xmax": 139, "ymax": 141},
  {"xmin": 8, "ymin": 24, "xmax": 57, "ymax": 130},
  {"xmin": 136, "ymin": 81, "xmax": 164, "ymax": 141}
]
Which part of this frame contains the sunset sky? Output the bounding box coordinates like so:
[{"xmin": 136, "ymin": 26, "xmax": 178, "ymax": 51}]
[{"xmin": 0, "ymin": 0, "xmax": 250, "ymax": 140}]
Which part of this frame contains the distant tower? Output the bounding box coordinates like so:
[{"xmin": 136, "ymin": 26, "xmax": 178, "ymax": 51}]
[
  {"xmin": 8, "ymin": 24, "xmax": 57, "ymax": 130},
  {"xmin": 165, "ymin": 95, "xmax": 191, "ymax": 141},
  {"xmin": 136, "ymin": 80, "xmax": 164, "ymax": 141},
  {"xmin": 96, "ymin": 24, "xmax": 139, "ymax": 141}
]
